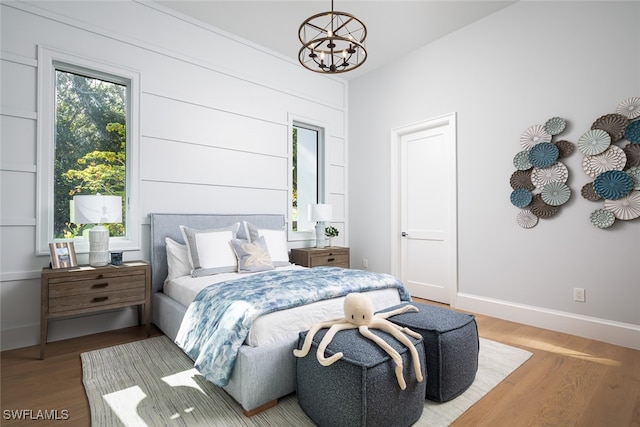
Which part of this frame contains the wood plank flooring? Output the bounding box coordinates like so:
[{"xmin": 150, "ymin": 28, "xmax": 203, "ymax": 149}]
[{"xmin": 1, "ymin": 302, "xmax": 639, "ymax": 426}]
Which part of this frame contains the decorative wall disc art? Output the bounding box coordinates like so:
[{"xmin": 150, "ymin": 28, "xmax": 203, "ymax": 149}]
[
  {"xmin": 544, "ymin": 117, "xmax": 567, "ymax": 135},
  {"xmin": 592, "ymin": 113, "xmax": 630, "ymax": 142},
  {"xmin": 624, "ymin": 144, "xmax": 640, "ymax": 168},
  {"xmin": 577, "ymin": 129, "xmax": 611, "ymax": 155},
  {"xmin": 541, "ymin": 182, "xmax": 571, "ymax": 206},
  {"xmin": 626, "ymin": 166, "xmax": 640, "ymax": 190},
  {"xmin": 531, "ymin": 162, "xmax": 569, "ymax": 189},
  {"xmin": 516, "ymin": 209, "xmax": 538, "ymax": 228},
  {"xmin": 529, "ymin": 142, "xmax": 559, "ymax": 168},
  {"xmin": 590, "ymin": 208, "xmax": 615, "ymax": 229},
  {"xmin": 511, "ymin": 116, "xmax": 574, "ymax": 228},
  {"xmin": 581, "ymin": 145, "xmax": 627, "ymax": 177},
  {"xmin": 529, "ymin": 194, "xmax": 560, "ymax": 218},
  {"xmin": 510, "ymin": 188, "xmax": 533, "ymax": 208},
  {"xmin": 511, "ymin": 97, "xmax": 640, "ymax": 229},
  {"xmin": 554, "ymin": 140, "xmax": 574, "ymax": 158},
  {"xmin": 625, "ymin": 120, "xmax": 640, "ymax": 144},
  {"xmin": 580, "ymin": 182, "xmax": 602, "ymax": 201},
  {"xmin": 513, "ymin": 150, "xmax": 532, "ymax": 170},
  {"xmin": 617, "ymin": 97, "xmax": 640, "ymax": 119},
  {"xmin": 510, "ymin": 170, "xmax": 535, "ymax": 190},
  {"xmin": 593, "ymin": 170, "xmax": 633, "ymax": 200},
  {"xmin": 579, "ymin": 96, "xmax": 640, "ymax": 228},
  {"xmin": 520, "ymin": 124, "xmax": 552, "ymax": 149},
  {"xmin": 603, "ymin": 190, "xmax": 640, "ymax": 220}
]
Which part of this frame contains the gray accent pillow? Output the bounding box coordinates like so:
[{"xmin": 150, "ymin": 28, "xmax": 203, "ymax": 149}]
[{"xmin": 230, "ymin": 237, "xmax": 275, "ymax": 273}]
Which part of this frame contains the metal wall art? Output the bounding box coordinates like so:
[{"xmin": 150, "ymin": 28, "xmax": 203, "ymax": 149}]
[
  {"xmin": 510, "ymin": 96, "xmax": 640, "ymax": 229},
  {"xmin": 580, "ymin": 97, "xmax": 640, "ymax": 228},
  {"xmin": 511, "ymin": 117, "xmax": 573, "ymax": 228}
]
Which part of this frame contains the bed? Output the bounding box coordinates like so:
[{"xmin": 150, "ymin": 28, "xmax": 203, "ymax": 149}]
[{"xmin": 149, "ymin": 213, "xmax": 411, "ymax": 415}]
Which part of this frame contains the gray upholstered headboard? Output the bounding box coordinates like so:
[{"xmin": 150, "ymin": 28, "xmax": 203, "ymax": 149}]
[{"xmin": 149, "ymin": 213, "xmax": 286, "ymax": 295}]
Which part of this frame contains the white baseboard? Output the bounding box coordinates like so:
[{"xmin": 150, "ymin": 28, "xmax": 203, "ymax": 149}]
[{"xmin": 455, "ymin": 293, "xmax": 640, "ymax": 350}]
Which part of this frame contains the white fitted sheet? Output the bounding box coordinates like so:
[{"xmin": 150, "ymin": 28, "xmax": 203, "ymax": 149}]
[{"xmin": 164, "ymin": 267, "xmax": 402, "ymax": 347}]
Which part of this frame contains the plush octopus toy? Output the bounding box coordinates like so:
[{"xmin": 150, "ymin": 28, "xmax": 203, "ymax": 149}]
[{"xmin": 294, "ymin": 293, "xmax": 424, "ymax": 390}]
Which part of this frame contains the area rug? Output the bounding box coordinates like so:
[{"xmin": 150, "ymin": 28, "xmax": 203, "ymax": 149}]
[{"xmin": 82, "ymin": 336, "xmax": 531, "ymax": 426}]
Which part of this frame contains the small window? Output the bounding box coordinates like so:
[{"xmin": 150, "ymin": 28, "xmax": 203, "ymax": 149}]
[{"xmin": 290, "ymin": 119, "xmax": 326, "ymax": 239}]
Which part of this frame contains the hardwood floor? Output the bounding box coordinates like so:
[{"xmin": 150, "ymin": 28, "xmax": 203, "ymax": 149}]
[{"xmin": 1, "ymin": 304, "xmax": 639, "ymax": 426}]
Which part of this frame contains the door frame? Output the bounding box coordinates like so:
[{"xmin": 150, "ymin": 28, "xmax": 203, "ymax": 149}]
[{"xmin": 389, "ymin": 112, "xmax": 458, "ymax": 305}]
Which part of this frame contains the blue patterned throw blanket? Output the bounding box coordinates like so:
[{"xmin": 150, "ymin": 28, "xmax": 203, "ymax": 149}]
[{"xmin": 175, "ymin": 267, "xmax": 411, "ymax": 387}]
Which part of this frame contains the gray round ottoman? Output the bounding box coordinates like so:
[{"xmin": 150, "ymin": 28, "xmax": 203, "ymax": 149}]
[
  {"xmin": 378, "ymin": 302, "xmax": 479, "ymax": 402},
  {"xmin": 296, "ymin": 327, "xmax": 426, "ymax": 427}
]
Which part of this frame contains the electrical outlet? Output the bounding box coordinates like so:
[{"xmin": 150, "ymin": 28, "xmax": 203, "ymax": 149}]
[
  {"xmin": 362, "ymin": 259, "xmax": 369, "ymax": 268},
  {"xmin": 573, "ymin": 288, "xmax": 586, "ymax": 302}
]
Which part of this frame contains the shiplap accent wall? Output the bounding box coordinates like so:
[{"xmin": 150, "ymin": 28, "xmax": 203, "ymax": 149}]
[{"xmin": 0, "ymin": 1, "xmax": 348, "ymax": 350}]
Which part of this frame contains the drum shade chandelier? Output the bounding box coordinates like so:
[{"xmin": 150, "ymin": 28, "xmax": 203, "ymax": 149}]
[{"xmin": 298, "ymin": 0, "xmax": 367, "ymax": 74}]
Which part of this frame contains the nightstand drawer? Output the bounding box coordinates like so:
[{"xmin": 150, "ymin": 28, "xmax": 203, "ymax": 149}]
[
  {"xmin": 309, "ymin": 253, "xmax": 350, "ymax": 267},
  {"xmin": 49, "ymin": 272, "xmax": 146, "ymax": 298},
  {"xmin": 49, "ymin": 285, "xmax": 145, "ymax": 314}
]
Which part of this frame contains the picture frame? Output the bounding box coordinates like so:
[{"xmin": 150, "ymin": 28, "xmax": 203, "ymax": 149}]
[{"xmin": 49, "ymin": 242, "xmax": 78, "ymax": 269}]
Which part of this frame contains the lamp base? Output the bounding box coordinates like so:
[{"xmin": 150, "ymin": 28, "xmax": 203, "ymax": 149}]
[
  {"xmin": 315, "ymin": 222, "xmax": 326, "ymax": 249},
  {"xmin": 89, "ymin": 225, "xmax": 110, "ymax": 267}
]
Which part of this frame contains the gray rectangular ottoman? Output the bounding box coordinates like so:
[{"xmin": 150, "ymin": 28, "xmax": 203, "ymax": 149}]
[
  {"xmin": 378, "ymin": 302, "xmax": 479, "ymax": 402},
  {"xmin": 296, "ymin": 327, "xmax": 426, "ymax": 427}
]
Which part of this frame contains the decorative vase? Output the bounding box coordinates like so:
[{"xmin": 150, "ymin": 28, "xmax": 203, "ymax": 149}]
[{"xmin": 327, "ymin": 237, "xmax": 334, "ymax": 247}]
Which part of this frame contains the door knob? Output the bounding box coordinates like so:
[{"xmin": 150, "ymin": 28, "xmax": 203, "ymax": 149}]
[{"xmin": 401, "ymin": 232, "xmax": 408, "ymax": 237}]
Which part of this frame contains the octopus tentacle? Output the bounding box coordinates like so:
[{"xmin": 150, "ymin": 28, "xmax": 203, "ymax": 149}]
[
  {"xmin": 383, "ymin": 321, "xmax": 423, "ymax": 340},
  {"xmin": 375, "ymin": 304, "xmax": 418, "ymax": 320},
  {"xmin": 293, "ymin": 318, "xmax": 345, "ymax": 358},
  {"xmin": 370, "ymin": 319, "xmax": 423, "ymax": 383},
  {"xmin": 358, "ymin": 325, "xmax": 407, "ymax": 390},
  {"xmin": 316, "ymin": 323, "xmax": 357, "ymax": 366}
]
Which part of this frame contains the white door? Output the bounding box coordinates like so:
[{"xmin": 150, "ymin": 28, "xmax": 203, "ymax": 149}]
[{"xmin": 391, "ymin": 114, "xmax": 457, "ymax": 304}]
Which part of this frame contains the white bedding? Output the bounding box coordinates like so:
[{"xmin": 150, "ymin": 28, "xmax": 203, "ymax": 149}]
[{"xmin": 164, "ymin": 266, "xmax": 402, "ymax": 347}]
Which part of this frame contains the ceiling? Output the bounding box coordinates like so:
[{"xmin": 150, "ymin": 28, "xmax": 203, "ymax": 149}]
[{"xmin": 156, "ymin": 1, "xmax": 515, "ymax": 80}]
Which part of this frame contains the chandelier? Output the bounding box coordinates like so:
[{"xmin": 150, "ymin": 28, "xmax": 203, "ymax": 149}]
[{"xmin": 298, "ymin": 0, "xmax": 368, "ymax": 74}]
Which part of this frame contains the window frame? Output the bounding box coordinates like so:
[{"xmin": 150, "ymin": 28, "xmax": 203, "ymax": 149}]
[
  {"xmin": 287, "ymin": 113, "xmax": 328, "ymax": 242},
  {"xmin": 36, "ymin": 46, "xmax": 141, "ymax": 256}
]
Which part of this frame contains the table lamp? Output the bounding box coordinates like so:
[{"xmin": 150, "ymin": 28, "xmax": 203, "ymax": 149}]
[
  {"xmin": 73, "ymin": 194, "xmax": 122, "ymax": 266},
  {"xmin": 310, "ymin": 204, "xmax": 332, "ymax": 248}
]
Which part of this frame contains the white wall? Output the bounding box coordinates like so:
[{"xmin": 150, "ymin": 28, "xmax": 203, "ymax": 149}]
[
  {"xmin": 0, "ymin": 1, "xmax": 348, "ymax": 350},
  {"xmin": 349, "ymin": 1, "xmax": 640, "ymax": 349}
]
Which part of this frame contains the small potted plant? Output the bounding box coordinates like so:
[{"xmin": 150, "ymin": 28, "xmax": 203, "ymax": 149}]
[{"xmin": 325, "ymin": 226, "xmax": 339, "ymax": 247}]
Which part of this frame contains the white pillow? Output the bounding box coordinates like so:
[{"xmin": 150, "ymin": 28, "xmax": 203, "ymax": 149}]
[
  {"xmin": 245, "ymin": 222, "xmax": 291, "ymax": 267},
  {"xmin": 180, "ymin": 224, "xmax": 239, "ymax": 277},
  {"xmin": 165, "ymin": 237, "xmax": 191, "ymax": 281}
]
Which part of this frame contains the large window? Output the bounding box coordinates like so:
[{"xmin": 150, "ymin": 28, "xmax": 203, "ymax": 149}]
[
  {"xmin": 290, "ymin": 118, "xmax": 326, "ymax": 239},
  {"xmin": 54, "ymin": 69, "xmax": 126, "ymax": 240},
  {"xmin": 37, "ymin": 47, "xmax": 140, "ymax": 255}
]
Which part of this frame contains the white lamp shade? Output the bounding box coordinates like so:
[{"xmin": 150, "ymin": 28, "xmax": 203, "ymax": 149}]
[
  {"xmin": 73, "ymin": 195, "xmax": 122, "ymax": 224},
  {"xmin": 309, "ymin": 204, "xmax": 333, "ymax": 222}
]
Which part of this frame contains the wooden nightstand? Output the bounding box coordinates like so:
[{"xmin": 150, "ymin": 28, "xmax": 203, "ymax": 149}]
[
  {"xmin": 40, "ymin": 260, "xmax": 150, "ymax": 359},
  {"xmin": 290, "ymin": 247, "xmax": 350, "ymax": 268}
]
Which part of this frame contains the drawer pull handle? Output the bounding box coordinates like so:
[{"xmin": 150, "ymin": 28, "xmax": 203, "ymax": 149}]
[
  {"xmin": 327, "ymin": 258, "xmax": 335, "ymax": 262},
  {"xmin": 92, "ymin": 296, "xmax": 108, "ymax": 303},
  {"xmin": 92, "ymin": 283, "xmax": 108, "ymax": 289}
]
